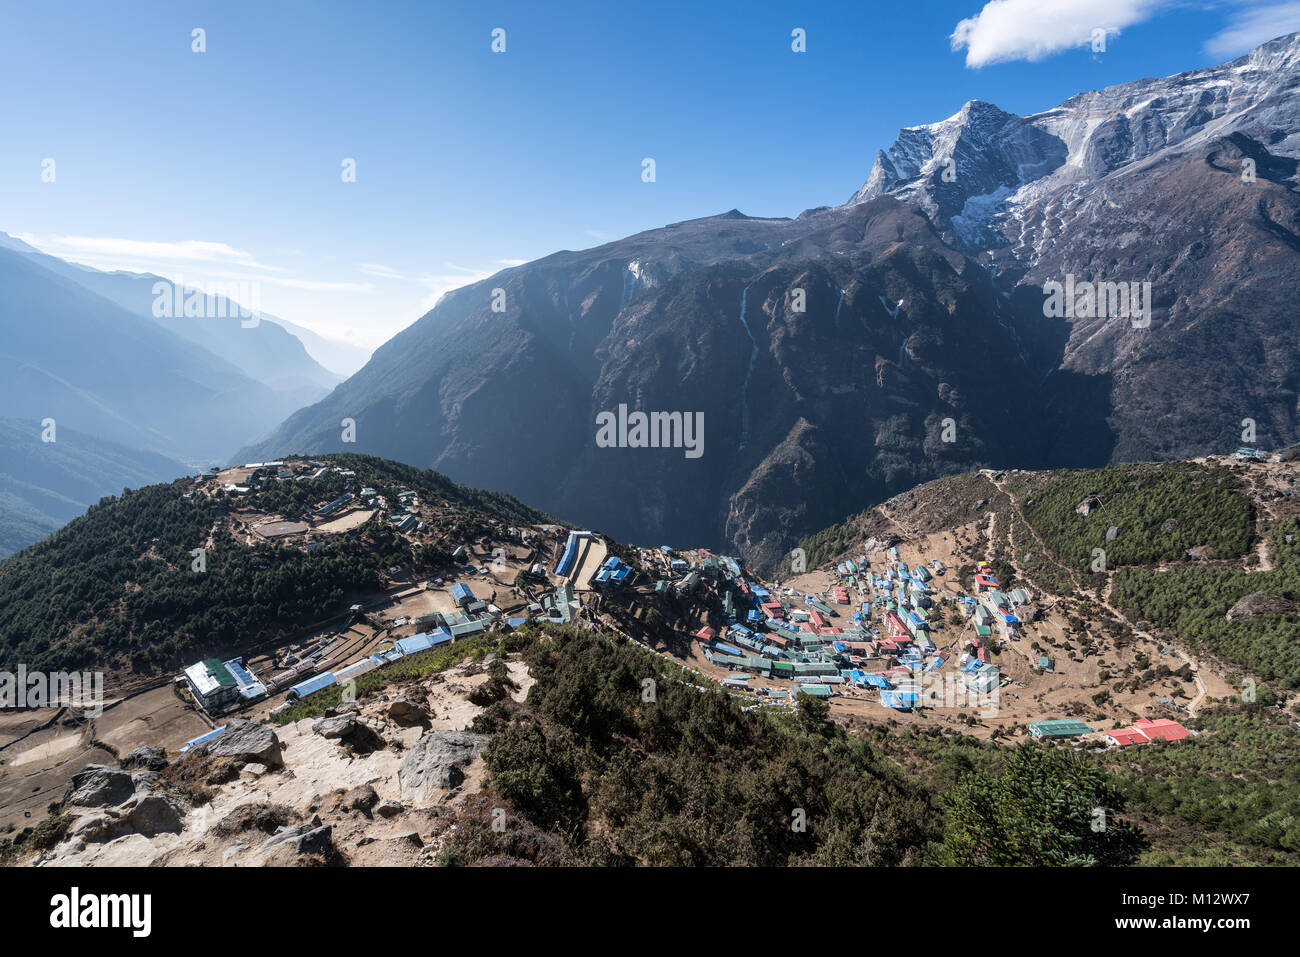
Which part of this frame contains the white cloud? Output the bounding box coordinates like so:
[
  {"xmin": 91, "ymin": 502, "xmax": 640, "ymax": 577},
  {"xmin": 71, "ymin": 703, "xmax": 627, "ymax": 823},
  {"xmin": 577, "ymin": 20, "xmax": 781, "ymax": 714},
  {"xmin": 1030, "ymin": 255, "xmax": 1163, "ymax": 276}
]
[
  {"xmin": 951, "ymin": 0, "xmax": 1168, "ymax": 67},
  {"xmin": 357, "ymin": 262, "xmax": 408, "ymax": 280},
  {"xmin": 15, "ymin": 233, "xmax": 283, "ymax": 270},
  {"xmin": 16, "ymin": 232, "xmax": 372, "ymax": 294},
  {"xmin": 1204, "ymin": 2, "xmax": 1300, "ymax": 58}
]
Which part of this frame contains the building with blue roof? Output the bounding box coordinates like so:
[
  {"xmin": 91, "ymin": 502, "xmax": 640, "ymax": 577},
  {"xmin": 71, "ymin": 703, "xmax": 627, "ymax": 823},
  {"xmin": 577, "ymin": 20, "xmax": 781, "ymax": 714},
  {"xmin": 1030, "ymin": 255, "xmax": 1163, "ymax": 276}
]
[
  {"xmin": 180, "ymin": 725, "xmax": 227, "ymax": 753},
  {"xmin": 288, "ymin": 671, "xmax": 338, "ymax": 700}
]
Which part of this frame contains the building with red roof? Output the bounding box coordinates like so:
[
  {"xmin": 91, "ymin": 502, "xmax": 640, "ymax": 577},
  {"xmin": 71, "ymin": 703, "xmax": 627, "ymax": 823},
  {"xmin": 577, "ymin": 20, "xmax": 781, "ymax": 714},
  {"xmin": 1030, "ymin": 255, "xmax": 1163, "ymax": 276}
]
[
  {"xmin": 1133, "ymin": 717, "xmax": 1190, "ymax": 741},
  {"xmin": 1106, "ymin": 717, "xmax": 1190, "ymax": 747}
]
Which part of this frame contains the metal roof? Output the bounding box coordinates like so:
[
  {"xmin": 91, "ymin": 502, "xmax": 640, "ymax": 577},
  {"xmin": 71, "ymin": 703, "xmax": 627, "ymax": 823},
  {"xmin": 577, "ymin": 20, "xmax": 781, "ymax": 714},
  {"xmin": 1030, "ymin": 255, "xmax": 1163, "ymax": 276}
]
[{"xmin": 289, "ymin": 672, "xmax": 338, "ymax": 699}]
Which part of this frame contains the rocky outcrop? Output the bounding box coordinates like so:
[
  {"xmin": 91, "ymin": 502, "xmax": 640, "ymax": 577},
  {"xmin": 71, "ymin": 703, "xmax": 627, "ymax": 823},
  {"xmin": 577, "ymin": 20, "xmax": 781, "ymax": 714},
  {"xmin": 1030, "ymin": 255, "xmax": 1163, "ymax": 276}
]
[
  {"xmin": 63, "ymin": 765, "xmax": 135, "ymax": 809},
  {"xmin": 208, "ymin": 719, "xmax": 284, "ymax": 768},
  {"xmin": 399, "ymin": 730, "xmax": 487, "ymax": 803},
  {"xmin": 123, "ymin": 746, "xmax": 168, "ymax": 771},
  {"xmin": 1226, "ymin": 592, "xmax": 1299, "ymax": 623},
  {"xmin": 387, "ymin": 697, "xmax": 429, "ymax": 725},
  {"xmin": 60, "ymin": 764, "xmax": 186, "ymax": 843},
  {"xmin": 259, "ymin": 822, "xmax": 341, "ymax": 864},
  {"xmin": 312, "ymin": 713, "xmax": 385, "ymax": 755},
  {"xmin": 210, "ymin": 803, "xmax": 300, "ymax": 838}
]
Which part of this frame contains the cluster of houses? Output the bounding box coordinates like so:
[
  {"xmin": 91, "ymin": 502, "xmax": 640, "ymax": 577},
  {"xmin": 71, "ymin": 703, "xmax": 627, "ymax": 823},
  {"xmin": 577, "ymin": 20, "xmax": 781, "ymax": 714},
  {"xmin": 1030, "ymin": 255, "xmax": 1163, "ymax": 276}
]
[
  {"xmin": 659, "ymin": 544, "xmax": 1013, "ymax": 710},
  {"xmin": 198, "ymin": 459, "xmax": 431, "ymax": 539},
  {"xmin": 647, "ymin": 542, "xmax": 1190, "ymax": 750},
  {"xmin": 179, "ymin": 573, "xmax": 502, "ymax": 715}
]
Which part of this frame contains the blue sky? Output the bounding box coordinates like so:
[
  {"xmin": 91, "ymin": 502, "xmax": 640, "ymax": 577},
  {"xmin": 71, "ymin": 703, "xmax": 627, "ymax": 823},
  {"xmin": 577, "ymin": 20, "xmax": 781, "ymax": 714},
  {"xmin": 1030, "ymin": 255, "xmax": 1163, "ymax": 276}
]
[{"xmin": 2, "ymin": 0, "xmax": 1297, "ymax": 353}]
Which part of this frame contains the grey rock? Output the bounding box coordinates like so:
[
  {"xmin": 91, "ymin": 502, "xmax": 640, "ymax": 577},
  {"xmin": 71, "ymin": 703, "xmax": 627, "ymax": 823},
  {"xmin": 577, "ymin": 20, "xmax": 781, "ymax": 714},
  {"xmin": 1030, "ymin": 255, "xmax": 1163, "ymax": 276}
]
[
  {"xmin": 124, "ymin": 746, "xmax": 167, "ymax": 771},
  {"xmin": 387, "ymin": 697, "xmax": 429, "ymax": 725},
  {"xmin": 131, "ymin": 770, "xmax": 163, "ymax": 794},
  {"xmin": 399, "ymin": 731, "xmax": 487, "ymax": 803},
  {"xmin": 312, "ymin": 714, "xmax": 357, "ymax": 739},
  {"xmin": 222, "ymin": 844, "xmax": 250, "ymax": 865},
  {"xmin": 312, "ymin": 713, "xmax": 384, "ymax": 754},
  {"xmin": 121, "ymin": 794, "xmax": 185, "ymax": 837},
  {"xmin": 63, "ymin": 765, "xmax": 134, "ymax": 809},
  {"xmin": 260, "ymin": 823, "xmax": 334, "ymax": 858},
  {"xmin": 208, "ymin": 719, "xmax": 283, "ymax": 768}
]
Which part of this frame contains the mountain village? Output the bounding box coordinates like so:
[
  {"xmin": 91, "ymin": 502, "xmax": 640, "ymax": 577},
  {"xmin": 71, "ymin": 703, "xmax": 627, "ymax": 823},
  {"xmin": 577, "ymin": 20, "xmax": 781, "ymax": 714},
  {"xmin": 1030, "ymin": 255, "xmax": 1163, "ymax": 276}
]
[{"xmin": 167, "ymin": 451, "xmax": 1256, "ymax": 758}]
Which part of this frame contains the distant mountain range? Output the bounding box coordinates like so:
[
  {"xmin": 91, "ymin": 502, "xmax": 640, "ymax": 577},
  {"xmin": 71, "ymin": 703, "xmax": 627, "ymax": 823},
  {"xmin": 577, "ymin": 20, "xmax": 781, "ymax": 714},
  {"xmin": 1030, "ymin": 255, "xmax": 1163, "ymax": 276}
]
[
  {"xmin": 0, "ymin": 234, "xmax": 365, "ymax": 555},
  {"xmin": 240, "ymin": 33, "xmax": 1300, "ymax": 570}
]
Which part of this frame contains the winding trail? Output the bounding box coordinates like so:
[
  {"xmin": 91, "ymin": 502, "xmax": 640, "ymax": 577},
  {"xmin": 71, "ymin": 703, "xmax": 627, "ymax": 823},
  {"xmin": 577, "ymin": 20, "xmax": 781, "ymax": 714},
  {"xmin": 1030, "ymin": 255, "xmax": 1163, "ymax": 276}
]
[{"xmin": 982, "ymin": 469, "xmax": 1211, "ymax": 718}]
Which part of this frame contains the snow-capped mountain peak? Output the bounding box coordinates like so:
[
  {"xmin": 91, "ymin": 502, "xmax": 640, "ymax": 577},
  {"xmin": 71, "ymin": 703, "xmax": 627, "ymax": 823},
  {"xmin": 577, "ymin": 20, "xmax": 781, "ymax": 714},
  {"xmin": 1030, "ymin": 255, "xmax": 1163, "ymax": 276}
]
[{"xmin": 847, "ymin": 31, "xmax": 1300, "ymax": 249}]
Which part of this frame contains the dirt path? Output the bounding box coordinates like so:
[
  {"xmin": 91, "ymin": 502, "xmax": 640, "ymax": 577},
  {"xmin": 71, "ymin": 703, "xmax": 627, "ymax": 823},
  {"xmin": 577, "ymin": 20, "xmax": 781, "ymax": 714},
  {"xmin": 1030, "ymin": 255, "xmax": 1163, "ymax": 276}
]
[{"xmin": 1255, "ymin": 539, "xmax": 1274, "ymax": 572}]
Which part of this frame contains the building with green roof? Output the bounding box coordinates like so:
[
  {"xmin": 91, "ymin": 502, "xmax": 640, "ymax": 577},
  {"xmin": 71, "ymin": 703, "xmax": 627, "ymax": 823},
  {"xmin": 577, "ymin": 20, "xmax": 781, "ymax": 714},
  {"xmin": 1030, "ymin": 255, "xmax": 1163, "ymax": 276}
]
[{"xmin": 1028, "ymin": 719, "xmax": 1094, "ymax": 739}]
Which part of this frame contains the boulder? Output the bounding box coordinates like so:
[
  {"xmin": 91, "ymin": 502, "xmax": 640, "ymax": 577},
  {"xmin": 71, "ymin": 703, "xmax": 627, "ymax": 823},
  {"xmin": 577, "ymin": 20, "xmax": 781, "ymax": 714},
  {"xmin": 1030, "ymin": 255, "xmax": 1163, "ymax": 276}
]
[
  {"xmin": 130, "ymin": 770, "xmax": 163, "ymax": 794},
  {"xmin": 399, "ymin": 731, "xmax": 487, "ymax": 803},
  {"xmin": 387, "ymin": 697, "xmax": 429, "ymax": 725},
  {"xmin": 70, "ymin": 793, "xmax": 185, "ymax": 842},
  {"xmin": 312, "ymin": 713, "xmax": 385, "ymax": 754},
  {"xmin": 63, "ymin": 765, "xmax": 135, "ymax": 809},
  {"xmin": 210, "ymin": 802, "xmax": 298, "ymax": 838},
  {"xmin": 208, "ymin": 719, "xmax": 283, "ymax": 768},
  {"xmin": 1226, "ymin": 592, "xmax": 1299, "ymax": 623},
  {"xmin": 120, "ymin": 794, "xmax": 185, "ymax": 837},
  {"xmin": 389, "ymin": 830, "xmax": 423, "ymax": 848},
  {"xmin": 312, "ymin": 714, "xmax": 357, "ymax": 740},
  {"xmin": 221, "ymin": 844, "xmax": 250, "ymax": 866},
  {"xmin": 123, "ymin": 746, "xmax": 167, "ymax": 771},
  {"xmin": 260, "ymin": 823, "xmax": 335, "ymax": 858}
]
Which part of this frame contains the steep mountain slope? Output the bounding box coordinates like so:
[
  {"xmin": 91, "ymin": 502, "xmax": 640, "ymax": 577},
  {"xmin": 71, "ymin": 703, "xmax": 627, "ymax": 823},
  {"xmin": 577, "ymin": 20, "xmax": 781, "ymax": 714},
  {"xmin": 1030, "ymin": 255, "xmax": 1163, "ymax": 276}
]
[
  {"xmin": 262, "ymin": 313, "xmax": 373, "ymax": 379},
  {"xmin": 0, "ymin": 418, "xmax": 188, "ymax": 559},
  {"xmin": 243, "ymin": 200, "xmax": 1078, "ymax": 569},
  {"xmin": 244, "ymin": 33, "xmax": 1300, "ymax": 568}
]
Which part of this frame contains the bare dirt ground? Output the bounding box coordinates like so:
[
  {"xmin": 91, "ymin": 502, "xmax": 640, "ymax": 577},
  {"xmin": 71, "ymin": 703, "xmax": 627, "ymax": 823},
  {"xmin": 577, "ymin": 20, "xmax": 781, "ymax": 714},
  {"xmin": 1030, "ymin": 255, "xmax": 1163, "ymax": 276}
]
[
  {"xmin": 572, "ymin": 539, "xmax": 609, "ymax": 592},
  {"xmin": 0, "ymin": 685, "xmax": 210, "ymax": 833},
  {"xmin": 253, "ymin": 520, "xmax": 308, "ymax": 538},
  {"xmin": 315, "ymin": 508, "xmax": 378, "ymax": 534}
]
